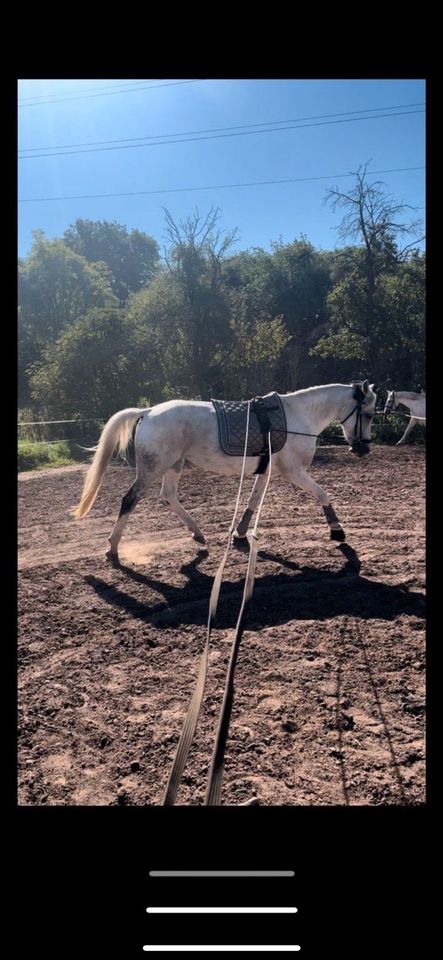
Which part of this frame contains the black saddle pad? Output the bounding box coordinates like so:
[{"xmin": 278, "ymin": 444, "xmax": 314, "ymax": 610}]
[{"xmin": 212, "ymin": 392, "xmax": 287, "ymax": 457}]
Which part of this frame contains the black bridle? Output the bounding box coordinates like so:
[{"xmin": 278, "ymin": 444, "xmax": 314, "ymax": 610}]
[
  {"xmin": 384, "ymin": 391, "xmax": 396, "ymax": 414},
  {"xmin": 340, "ymin": 389, "xmax": 373, "ymax": 447}
]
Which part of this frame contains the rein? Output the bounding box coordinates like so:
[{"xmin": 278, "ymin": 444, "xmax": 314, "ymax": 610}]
[{"xmin": 163, "ymin": 405, "xmax": 272, "ymax": 806}]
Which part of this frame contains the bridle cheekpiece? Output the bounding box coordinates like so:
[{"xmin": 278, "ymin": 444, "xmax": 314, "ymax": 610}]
[{"xmin": 340, "ymin": 385, "xmax": 373, "ymax": 447}]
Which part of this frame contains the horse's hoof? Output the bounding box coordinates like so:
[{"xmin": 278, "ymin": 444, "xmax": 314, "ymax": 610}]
[
  {"xmin": 232, "ymin": 536, "xmax": 250, "ymax": 551},
  {"xmin": 192, "ymin": 532, "xmax": 206, "ymax": 545},
  {"xmin": 105, "ymin": 549, "xmax": 120, "ymax": 564},
  {"xmin": 330, "ymin": 528, "xmax": 346, "ymax": 542}
]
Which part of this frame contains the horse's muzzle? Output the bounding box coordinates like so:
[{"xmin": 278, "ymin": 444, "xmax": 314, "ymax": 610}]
[{"xmin": 350, "ymin": 442, "xmax": 370, "ymax": 457}]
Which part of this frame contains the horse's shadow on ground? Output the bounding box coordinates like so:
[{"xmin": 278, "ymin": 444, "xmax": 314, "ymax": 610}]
[{"xmin": 84, "ymin": 543, "xmax": 425, "ymax": 630}]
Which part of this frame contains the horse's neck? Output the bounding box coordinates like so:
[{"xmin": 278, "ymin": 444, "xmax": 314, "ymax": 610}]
[
  {"xmin": 396, "ymin": 392, "xmax": 419, "ymax": 403},
  {"xmin": 287, "ymin": 385, "xmax": 353, "ymax": 433}
]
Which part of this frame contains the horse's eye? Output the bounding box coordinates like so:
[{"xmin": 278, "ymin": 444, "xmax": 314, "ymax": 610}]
[{"xmin": 364, "ymin": 414, "xmax": 373, "ymax": 420}]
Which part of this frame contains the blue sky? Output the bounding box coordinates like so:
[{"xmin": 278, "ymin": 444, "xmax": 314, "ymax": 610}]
[{"xmin": 18, "ymin": 78, "xmax": 425, "ymax": 259}]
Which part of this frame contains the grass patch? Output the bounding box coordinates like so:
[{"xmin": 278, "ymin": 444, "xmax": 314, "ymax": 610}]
[{"xmin": 18, "ymin": 440, "xmax": 75, "ymax": 472}]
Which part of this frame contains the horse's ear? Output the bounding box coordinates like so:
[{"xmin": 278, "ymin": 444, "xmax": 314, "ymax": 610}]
[
  {"xmin": 362, "ymin": 379, "xmax": 369, "ymax": 394},
  {"xmin": 369, "ymin": 383, "xmax": 376, "ymax": 393}
]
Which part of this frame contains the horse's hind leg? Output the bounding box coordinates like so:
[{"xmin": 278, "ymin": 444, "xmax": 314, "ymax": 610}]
[
  {"xmin": 397, "ymin": 417, "xmax": 417, "ymax": 445},
  {"xmin": 233, "ymin": 473, "xmax": 268, "ymax": 540},
  {"xmin": 284, "ymin": 465, "xmax": 346, "ymax": 542},
  {"xmin": 106, "ymin": 478, "xmax": 146, "ymax": 562},
  {"xmin": 159, "ymin": 461, "xmax": 206, "ymax": 544}
]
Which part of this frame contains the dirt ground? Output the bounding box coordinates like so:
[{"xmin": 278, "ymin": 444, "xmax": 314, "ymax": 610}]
[{"xmin": 18, "ymin": 446, "xmax": 425, "ymax": 806}]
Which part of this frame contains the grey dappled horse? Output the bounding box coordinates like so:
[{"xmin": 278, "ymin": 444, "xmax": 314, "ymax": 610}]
[
  {"xmin": 73, "ymin": 381, "xmax": 377, "ymax": 563},
  {"xmin": 383, "ymin": 390, "xmax": 426, "ymax": 445}
]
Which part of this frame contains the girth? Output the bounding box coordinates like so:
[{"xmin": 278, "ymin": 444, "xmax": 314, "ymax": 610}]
[{"xmin": 212, "ymin": 392, "xmax": 287, "ymax": 473}]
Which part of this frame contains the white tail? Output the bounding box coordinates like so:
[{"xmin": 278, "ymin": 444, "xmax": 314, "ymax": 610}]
[{"xmin": 72, "ymin": 408, "xmax": 146, "ymax": 519}]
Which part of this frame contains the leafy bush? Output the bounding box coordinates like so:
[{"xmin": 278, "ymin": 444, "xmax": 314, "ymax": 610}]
[{"xmin": 373, "ymin": 413, "xmax": 425, "ymax": 445}]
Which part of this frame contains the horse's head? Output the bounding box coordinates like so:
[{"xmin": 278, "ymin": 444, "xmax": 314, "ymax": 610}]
[
  {"xmin": 341, "ymin": 380, "xmax": 377, "ymax": 457},
  {"xmin": 383, "ymin": 389, "xmax": 396, "ymax": 417}
]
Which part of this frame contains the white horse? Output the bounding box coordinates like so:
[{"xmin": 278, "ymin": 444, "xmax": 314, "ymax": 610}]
[
  {"xmin": 73, "ymin": 381, "xmax": 377, "ymax": 563},
  {"xmin": 383, "ymin": 390, "xmax": 426, "ymax": 445}
]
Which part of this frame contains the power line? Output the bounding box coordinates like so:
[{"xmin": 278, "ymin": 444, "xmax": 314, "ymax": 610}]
[
  {"xmin": 18, "ymin": 79, "xmax": 204, "ymax": 108},
  {"xmin": 19, "ymin": 165, "xmax": 425, "ymax": 204},
  {"xmin": 18, "ymin": 109, "xmax": 424, "ymax": 160},
  {"xmin": 18, "ymin": 79, "xmax": 177, "ymax": 103},
  {"xmin": 19, "ymin": 102, "xmax": 425, "ymax": 155}
]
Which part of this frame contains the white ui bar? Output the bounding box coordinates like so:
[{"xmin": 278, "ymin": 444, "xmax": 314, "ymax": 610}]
[{"xmin": 146, "ymin": 907, "xmax": 298, "ymax": 914}]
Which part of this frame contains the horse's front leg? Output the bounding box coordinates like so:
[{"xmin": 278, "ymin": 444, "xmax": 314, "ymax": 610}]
[
  {"xmin": 233, "ymin": 472, "xmax": 268, "ymax": 540},
  {"xmin": 285, "ymin": 466, "xmax": 346, "ymax": 542},
  {"xmin": 397, "ymin": 417, "xmax": 417, "ymax": 445}
]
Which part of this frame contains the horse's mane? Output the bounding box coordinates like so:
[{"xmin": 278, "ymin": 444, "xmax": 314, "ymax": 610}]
[{"xmin": 282, "ymin": 382, "xmax": 373, "ymax": 399}]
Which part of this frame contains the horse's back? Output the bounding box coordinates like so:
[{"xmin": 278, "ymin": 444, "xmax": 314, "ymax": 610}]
[
  {"xmin": 135, "ymin": 399, "xmax": 219, "ymax": 465},
  {"xmin": 148, "ymin": 398, "xmax": 212, "ymax": 417}
]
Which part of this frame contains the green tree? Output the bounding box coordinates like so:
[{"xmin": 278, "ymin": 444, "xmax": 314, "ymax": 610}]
[
  {"xmin": 269, "ymin": 239, "xmax": 332, "ymax": 389},
  {"xmin": 312, "ymin": 164, "xmax": 425, "ymax": 383},
  {"xmin": 127, "ymin": 274, "xmax": 195, "ymax": 403},
  {"xmin": 18, "ymin": 232, "xmax": 117, "ymax": 406},
  {"xmin": 222, "ymin": 311, "xmax": 290, "ymax": 398},
  {"xmin": 63, "ymin": 219, "xmax": 159, "ymax": 303},
  {"xmin": 161, "ymin": 207, "xmax": 239, "ymax": 399},
  {"xmin": 223, "ymin": 248, "xmax": 277, "ymax": 322},
  {"xmin": 127, "ymin": 209, "xmax": 291, "ymax": 402},
  {"xmin": 29, "ymin": 307, "xmax": 142, "ymax": 418},
  {"xmin": 222, "ymin": 249, "xmax": 291, "ymax": 395}
]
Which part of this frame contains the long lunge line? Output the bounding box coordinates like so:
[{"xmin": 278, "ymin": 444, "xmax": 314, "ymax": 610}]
[
  {"xmin": 204, "ymin": 431, "xmax": 273, "ymax": 806},
  {"xmin": 162, "ymin": 404, "xmax": 253, "ymax": 806}
]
